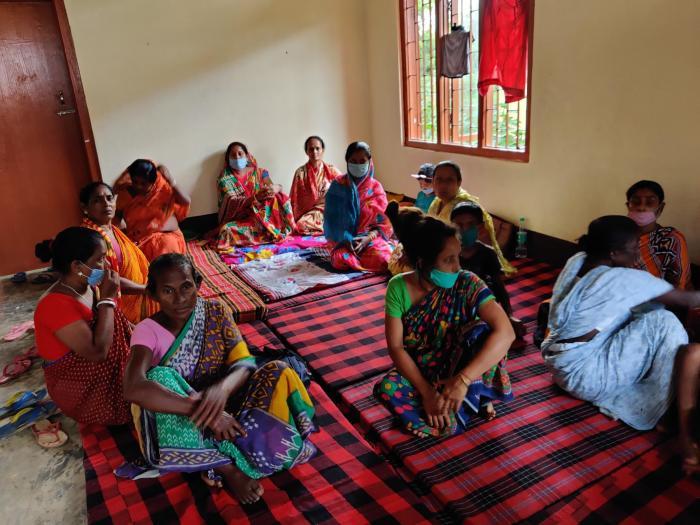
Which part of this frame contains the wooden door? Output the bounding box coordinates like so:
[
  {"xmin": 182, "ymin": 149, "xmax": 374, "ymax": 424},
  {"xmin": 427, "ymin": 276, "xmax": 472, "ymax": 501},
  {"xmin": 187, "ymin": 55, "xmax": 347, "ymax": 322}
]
[{"xmin": 0, "ymin": 1, "xmax": 93, "ymax": 275}]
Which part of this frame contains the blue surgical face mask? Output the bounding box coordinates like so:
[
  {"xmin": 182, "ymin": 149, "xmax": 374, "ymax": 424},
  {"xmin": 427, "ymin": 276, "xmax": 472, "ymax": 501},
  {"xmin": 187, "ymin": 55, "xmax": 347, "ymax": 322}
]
[
  {"xmin": 233, "ymin": 157, "xmax": 247, "ymax": 170},
  {"xmin": 460, "ymin": 226, "xmax": 478, "ymax": 248},
  {"xmin": 81, "ymin": 263, "xmax": 105, "ymax": 286},
  {"xmin": 429, "ymin": 268, "xmax": 460, "ymax": 289},
  {"xmin": 347, "ymin": 162, "xmax": 369, "ymax": 179},
  {"xmin": 421, "ymin": 187, "xmax": 434, "ymax": 195}
]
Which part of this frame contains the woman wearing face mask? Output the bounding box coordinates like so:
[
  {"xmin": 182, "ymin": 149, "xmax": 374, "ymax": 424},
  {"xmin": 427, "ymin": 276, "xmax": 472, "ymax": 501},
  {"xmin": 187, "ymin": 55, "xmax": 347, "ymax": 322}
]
[
  {"xmin": 429, "ymin": 161, "xmax": 515, "ymax": 276},
  {"xmin": 323, "ymin": 141, "xmax": 393, "ymax": 272},
  {"xmin": 626, "ymin": 180, "xmax": 691, "ymax": 289},
  {"xmin": 450, "ymin": 202, "xmax": 525, "ymax": 337},
  {"xmin": 542, "ymin": 216, "xmax": 700, "ymax": 436},
  {"xmin": 113, "ymin": 160, "xmax": 191, "ymax": 261},
  {"xmin": 215, "ymin": 141, "xmax": 295, "ymax": 251},
  {"xmin": 33, "ymin": 227, "xmax": 132, "ymax": 425},
  {"xmin": 290, "ymin": 135, "xmax": 342, "ymax": 235},
  {"xmin": 375, "ymin": 208, "xmax": 515, "ymax": 438},
  {"xmin": 79, "ymin": 182, "xmax": 158, "ymax": 323}
]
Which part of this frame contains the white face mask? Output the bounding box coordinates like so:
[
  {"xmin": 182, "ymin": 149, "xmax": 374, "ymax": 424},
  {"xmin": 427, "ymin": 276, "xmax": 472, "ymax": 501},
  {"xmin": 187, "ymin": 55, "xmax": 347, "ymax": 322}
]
[{"xmin": 422, "ymin": 187, "xmax": 434, "ymax": 195}]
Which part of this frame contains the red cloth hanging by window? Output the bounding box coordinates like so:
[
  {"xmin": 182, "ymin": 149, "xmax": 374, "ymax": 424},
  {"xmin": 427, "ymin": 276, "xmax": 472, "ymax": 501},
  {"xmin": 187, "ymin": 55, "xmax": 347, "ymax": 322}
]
[{"xmin": 478, "ymin": 0, "xmax": 529, "ymax": 103}]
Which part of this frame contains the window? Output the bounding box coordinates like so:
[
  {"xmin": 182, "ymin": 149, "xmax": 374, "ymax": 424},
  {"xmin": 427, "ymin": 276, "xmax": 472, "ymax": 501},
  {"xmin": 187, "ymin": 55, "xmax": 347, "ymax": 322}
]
[{"xmin": 399, "ymin": 0, "xmax": 533, "ymax": 161}]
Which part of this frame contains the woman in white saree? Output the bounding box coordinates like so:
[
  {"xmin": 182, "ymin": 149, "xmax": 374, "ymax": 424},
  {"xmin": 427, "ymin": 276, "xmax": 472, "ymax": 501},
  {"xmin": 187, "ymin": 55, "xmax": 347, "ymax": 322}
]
[{"xmin": 542, "ymin": 216, "xmax": 700, "ymax": 465}]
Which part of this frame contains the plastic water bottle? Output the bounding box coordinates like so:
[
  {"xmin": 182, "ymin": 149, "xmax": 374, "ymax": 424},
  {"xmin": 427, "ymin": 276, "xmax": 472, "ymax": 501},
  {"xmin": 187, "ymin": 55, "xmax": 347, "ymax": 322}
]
[{"xmin": 515, "ymin": 217, "xmax": 527, "ymax": 259}]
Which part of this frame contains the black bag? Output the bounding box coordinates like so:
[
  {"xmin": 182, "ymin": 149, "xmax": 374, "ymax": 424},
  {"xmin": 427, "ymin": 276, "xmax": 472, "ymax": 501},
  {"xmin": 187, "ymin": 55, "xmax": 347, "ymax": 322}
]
[{"xmin": 250, "ymin": 346, "xmax": 312, "ymax": 387}]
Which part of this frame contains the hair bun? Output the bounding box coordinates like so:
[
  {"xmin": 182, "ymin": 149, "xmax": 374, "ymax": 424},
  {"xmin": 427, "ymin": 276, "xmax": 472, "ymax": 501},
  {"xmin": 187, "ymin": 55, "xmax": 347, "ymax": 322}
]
[
  {"xmin": 35, "ymin": 239, "xmax": 53, "ymax": 262},
  {"xmin": 577, "ymin": 233, "xmax": 589, "ymax": 252}
]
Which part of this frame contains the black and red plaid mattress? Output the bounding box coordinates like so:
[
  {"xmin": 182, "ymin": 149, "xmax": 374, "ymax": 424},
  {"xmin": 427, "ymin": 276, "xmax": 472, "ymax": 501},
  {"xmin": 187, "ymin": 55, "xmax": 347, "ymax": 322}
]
[
  {"xmin": 82, "ymin": 381, "xmax": 433, "ymax": 525},
  {"xmin": 265, "ymin": 282, "xmax": 391, "ymax": 391}
]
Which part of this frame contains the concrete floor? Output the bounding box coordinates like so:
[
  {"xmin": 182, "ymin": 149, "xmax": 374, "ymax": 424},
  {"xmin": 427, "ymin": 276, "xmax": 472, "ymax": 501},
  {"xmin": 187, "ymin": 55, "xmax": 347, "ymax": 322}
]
[{"xmin": 0, "ymin": 278, "xmax": 86, "ymax": 525}]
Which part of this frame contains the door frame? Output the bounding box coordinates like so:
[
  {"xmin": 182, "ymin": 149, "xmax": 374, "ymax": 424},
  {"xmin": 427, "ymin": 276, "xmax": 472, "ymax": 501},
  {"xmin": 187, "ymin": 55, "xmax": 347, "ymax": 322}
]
[
  {"xmin": 52, "ymin": 0, "xmax": 100, "ymax": 181},
  {"xmin": 32, "ymin": 0, "xmax": 100, "ymax": 181}
]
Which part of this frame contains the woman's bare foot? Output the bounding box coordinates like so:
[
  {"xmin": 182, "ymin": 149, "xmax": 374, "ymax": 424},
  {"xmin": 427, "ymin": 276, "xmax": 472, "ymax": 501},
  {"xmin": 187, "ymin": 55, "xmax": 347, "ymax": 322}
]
[
  {"xmin": 481, "ymin": 402, "xmax": 497, "ymax": 421},
  {"xmin": 201, "ymin": 470, "xmax": 223, "ymax": 489},
  {"xmin": 681, "ymin": 442, "xmax": 700, "ymax": 476},
  {"xmin": 217, "ymin": 465, "xmax": 264, "ymax": 504}
]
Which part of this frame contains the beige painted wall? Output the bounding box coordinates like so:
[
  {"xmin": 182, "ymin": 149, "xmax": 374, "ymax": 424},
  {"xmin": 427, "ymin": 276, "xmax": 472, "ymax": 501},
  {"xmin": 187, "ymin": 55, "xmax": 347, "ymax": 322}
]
[
  {"xmin": 64, "ymin": 0, "xmax": 372, "ymax": 216},
  {"xmin": 365, "ymin": 0, "xmax": 700, "ymax": 262}
]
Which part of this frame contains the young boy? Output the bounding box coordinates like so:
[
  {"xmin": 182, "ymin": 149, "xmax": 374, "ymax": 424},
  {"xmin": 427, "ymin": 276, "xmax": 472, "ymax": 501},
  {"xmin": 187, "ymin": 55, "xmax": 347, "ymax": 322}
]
[
  {"xmin": 411, "ymin": 163, "xmax": 435, "ymax": 213},
  {"xmin": 450, "ymin": 201, "xmax": 526, "ymax": 338}
]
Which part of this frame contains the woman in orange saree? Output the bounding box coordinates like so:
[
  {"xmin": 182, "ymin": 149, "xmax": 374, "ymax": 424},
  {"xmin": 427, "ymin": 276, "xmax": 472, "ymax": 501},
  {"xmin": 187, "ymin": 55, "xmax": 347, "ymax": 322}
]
[
  {"xmin": 79, "ymin": 182, "xmax": 159, "ymax": 323},
  {"xmin": 290, "ymin": 136, "xmax": 341, "ymax": 235},
  {"xmin": 114, "ymin": 160, "xmax": 190, "ymax": 261},
  {"xmin": 215, "ymin": 142, "xmax": 295, "ymax": 252}
]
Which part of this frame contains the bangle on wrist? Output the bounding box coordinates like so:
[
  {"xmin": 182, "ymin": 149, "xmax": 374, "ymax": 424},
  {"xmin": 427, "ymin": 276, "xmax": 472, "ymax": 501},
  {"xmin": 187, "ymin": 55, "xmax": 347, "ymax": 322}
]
[
  {"xmin": 458, "ymin": 373, "xmax": 472, "ymax": 387},
  {"xmin": 96, "ymin": 299, "xmax": 116, "ymax": 309}
]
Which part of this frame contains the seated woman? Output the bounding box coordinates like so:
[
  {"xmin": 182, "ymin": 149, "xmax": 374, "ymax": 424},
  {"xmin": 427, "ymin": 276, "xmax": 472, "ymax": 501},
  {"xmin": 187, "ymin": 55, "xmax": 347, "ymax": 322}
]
[
  {"xmin": 114, "ymin": 160, "xmax": 190, "ymax": 261},
  {"xmin": 323, "ymin": 141, "xmax": 393, "ymax": 272},
  {"xmin": 450, "ymin": 202, "xmax": 525, "ymax": 337},
  {"xmin": 123, "ymin": 254, "xmax": 315, "ymax": 504},
  {"xmin": 79, "ymin": 182, "xmax": 158, "ymax": 323},
  {"xmin": 290, "ymin": 135, "xmax": 341, "ymax": 235},
  {"xmin": 375, "ymin": 209, "xmax": 515, "ymax": 438},
  {"xmin": 428, "ymin": 161, "xmax": 515, "ymax": 276},
  {"xmin": 33, "ymin": 227, "xmax": 132, "ymax": 425},
  {"xmin": 626, "ymin": 180, "xmax": 691, "ymax": 289},
  {"xmin": 541, "ymin": 216, "xmax": 700, "ymax": 439},
  {"xmin": 215, "ymin": 142, "xmax": 295, "ymax": 251}
]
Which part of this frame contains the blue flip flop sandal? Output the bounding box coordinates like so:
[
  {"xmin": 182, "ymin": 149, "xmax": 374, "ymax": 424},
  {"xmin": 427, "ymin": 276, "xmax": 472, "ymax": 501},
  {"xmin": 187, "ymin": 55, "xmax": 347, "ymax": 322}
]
[
  {"xmin": 0, "ymin": 404, "xmax": 48, "ymax": 439},
  {"xmin": 0, "ymin": 388, "xmax": 48, "ymax": 419}
]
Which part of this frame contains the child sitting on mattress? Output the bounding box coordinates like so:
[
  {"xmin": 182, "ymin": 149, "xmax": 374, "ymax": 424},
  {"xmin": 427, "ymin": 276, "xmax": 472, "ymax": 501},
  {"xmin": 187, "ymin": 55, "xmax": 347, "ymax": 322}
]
[
  {"xmin": 411, "ymin": 163, "xmax": 436, "ymax": 213},
  {"xmin": 450, "ymin": 202, "xmax": 526, "ymax": 338}
]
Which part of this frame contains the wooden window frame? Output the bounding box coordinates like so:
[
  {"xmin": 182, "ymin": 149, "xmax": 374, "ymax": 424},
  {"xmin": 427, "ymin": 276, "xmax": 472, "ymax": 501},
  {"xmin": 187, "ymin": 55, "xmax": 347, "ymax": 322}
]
[{"xmin": 399, "ymin": 0, "xmax": 535, "ymax": 162}]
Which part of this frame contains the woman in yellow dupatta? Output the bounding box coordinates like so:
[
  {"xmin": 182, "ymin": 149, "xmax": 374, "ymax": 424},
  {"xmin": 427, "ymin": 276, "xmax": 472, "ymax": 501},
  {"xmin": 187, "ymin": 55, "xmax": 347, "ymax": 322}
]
[
  {"xmin": 429, "ymin": 161, "xmax": 515, "ymax": 276},
  {"xmin": 114, "ymin": 160, "xmax": 191, "ymax": 261},
  {"xmin": 79, "ymin": 182, "xmax": 158, "ymax": 323}
]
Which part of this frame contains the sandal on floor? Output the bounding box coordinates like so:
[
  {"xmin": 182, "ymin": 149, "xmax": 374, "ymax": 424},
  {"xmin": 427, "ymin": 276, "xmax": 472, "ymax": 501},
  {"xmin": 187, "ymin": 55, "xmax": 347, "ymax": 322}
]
[
  {"xmin": 30, "ymin": 273, "xmax": 56, "ymax": 285},
  {"xmin": 10, "ymin": 272, "xmax": 27, "ymax": 284},
  {"xmin": 0, "ymin": 388, "xmax": 47, "ymax": 418},
  {"xmin": 32, "ymin": 419, "xmax": 68, "ymax": 448},
  {"xmin": 0, "ymin": 405, "xmax": 48, "ymax": 439},
  {"xmin": 2, "ymin": 321, "xmax": 35, "ymax": 342},
  {"xmin": 0, "ymin": 357, "xmax": 33, "ymax": 385},
  {"xmin": 17, "ymin": 346, "xmax": 39, "ymax": 361}
]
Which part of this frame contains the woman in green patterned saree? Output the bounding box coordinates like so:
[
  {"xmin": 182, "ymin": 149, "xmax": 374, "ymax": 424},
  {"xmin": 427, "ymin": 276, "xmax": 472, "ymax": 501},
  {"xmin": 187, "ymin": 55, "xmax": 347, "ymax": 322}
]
[{"xmin": 123, "ymin": 254, "xmax": 315, "ymax": 504}]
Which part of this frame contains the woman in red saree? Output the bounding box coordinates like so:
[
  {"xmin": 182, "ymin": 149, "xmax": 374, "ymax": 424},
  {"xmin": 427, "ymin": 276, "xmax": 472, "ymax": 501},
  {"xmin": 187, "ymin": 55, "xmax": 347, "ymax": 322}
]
[
  {"xmin": 34, "ymin": 227, "xmax": 131, "ymax": 425},
  {"xmin": 290, "ymin": 136, "xmax": 341, "ymax": 235},
  {"xmin": 323, "ymin": 141, "xmax": 393, "ymax": 272},
  {"xmin": 114, "ymin": 160, "xmax": 191, "ymax": 261},
  {"xmin": 215, "ymin": 142, "xmax": 295, "ymax": 252}
]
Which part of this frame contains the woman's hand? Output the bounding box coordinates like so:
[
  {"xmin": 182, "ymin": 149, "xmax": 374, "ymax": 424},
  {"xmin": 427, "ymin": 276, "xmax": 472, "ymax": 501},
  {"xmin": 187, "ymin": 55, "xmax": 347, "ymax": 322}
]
[
  {"xmin": 352, "ymin": 235, "xmax": 371, "ymax": 254},
  {"xmin": 98, "ymin": 268, "xmax": 120, "ymax": 300},
  {"xmin": 255, "ymin": 186, "xmax": 274, "ymax": 202},
  {"xmin": 158, "ymin": 164, "xmax": 174, "ymax": 185},
  {"xmin": 209, "ymin": 411, "xmax": 247, "ymax": 441},
  {"xmin": 190, "ymin": 382, "xmax": 231, "ymax": 428},
  {"xmin": 422, "ymin": 388, "xmax": 451, "ymax": 429},
  {"xmin": 436, "ymin": 375, "xmax": 469, "ymax": 415}
]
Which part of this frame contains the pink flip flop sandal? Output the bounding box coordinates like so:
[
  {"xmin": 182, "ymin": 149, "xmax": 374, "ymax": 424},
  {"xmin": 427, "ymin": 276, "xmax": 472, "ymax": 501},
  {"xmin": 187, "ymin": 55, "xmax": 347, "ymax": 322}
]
[
  {"xmin": 2, "ymin": 321, "xmax": 35, "ymax": 342},
  {"xmin": 17, "ymin": 346, "xmax": 39, "ymax": 361},
  {"xmin": 32, "ymin": 420, "xmax": 68, "ymax": 449},
  {"xmin": 0, "ymin": 357, "xmax": 33, "ymax": 385}
]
